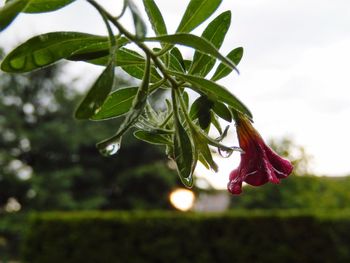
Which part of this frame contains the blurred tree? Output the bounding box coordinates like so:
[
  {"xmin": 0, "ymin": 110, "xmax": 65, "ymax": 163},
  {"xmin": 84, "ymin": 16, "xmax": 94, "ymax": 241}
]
[{"xmin": 0, "ymin": 53, "xmax": 177, "ymax": 212}]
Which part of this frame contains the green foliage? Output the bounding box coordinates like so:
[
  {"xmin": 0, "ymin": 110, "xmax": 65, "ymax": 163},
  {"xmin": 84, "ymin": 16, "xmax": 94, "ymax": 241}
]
[
  {"xmin": 126, "ymin": 0, "xmax": 147, "ymax": 39},
  {"xmin": 170, "ymin": 71, "xmax": 252, "ymax": 118},
  {"xmin": 189, "ymin": 11, "xmax": 231, "ymax": 76},
  {"xmin": 22, "ymin": 210, "xmax": 350, "ymax": 263},
  {"xmin": 230, "ymin": 175, "xmax": 350, "ymax": 210},
  {"xmin": 147, "ymin": 33, "xmax": 238, "ymax": 71},
  {"xmin": 0, "ymin": 0, "xmax": 28, "ymax": 32},
  {"xmin": 0, "ymin": 64, "xmax": 176, "ymax": 212},
  {"xmin": 142, "ymin": 0, "xmax": 167, "ymax": 37},
  {"xmin": 173, "ymin": 110, "xmax": 195, "ymax": 187},
  {"xmin": 176, "ymin": 0, "xmax": 222, "ymax": 33},
  {"xmin": 0, "ymin": 32, "xmax": 109, "ymax": 72},
  {"xmin": 0, "ymin": 0, "xmax": 251, "ymax": 189},
  {"xmin": 75, "ymin": 60, "xmax": 115, "ymax": 119},
  {"xmin": 91, "ymin": 87, "xmax": 138, "ymax": 120},
  {"xmin": 211, "ymin": 47, "xmax": 244, "ymax": 81},
  {"xmin": 23, "ymin": 0, "xmax": 76, "ymax": 14}
]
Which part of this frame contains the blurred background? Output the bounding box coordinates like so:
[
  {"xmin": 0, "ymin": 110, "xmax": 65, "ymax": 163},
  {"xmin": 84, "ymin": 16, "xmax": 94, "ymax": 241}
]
[{"xmin": 1, "ymin": 0, "xmax": 350, "ymax": 262}]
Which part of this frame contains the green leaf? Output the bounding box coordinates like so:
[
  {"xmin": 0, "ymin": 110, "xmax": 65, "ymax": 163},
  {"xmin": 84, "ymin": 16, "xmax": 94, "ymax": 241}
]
[
  {"xmin": 77, "ymin": 47, "xmax": 144, "ymax": 66},
  {"xmin": 187, "ymin": 123, "xmax": 218, "ymax": 172},
  {"xmin": 170, "ymin": 71, "xmax": 253, "ymax": 119},
  {"xmin": 183, "ymin": 60, "xmax": 192, "ymax": 71},
  {"xmin": 75, "ymin": 60, "xmax": 115, "ymax": 120},
  {"xmin": 122, "ymin": 64, "xmax": 162, "ymax": 83},
  {"xmin": 212, "ymin": 101, "xmax": 232, "ymax": 122},
  {"xmin": 193, "ymin": 134, "xmax": 218, "ymax": 172},
  {"xmin": 170, "ymin": 47, "xmax": 186, "ymax": 71},
  {"xmin": 67, "ymin": 37, "xmax": 129, "ymax": 62},
  {"xmin": 134, "ymin": 130, "xmax": 171, "ymax": 145},
  {"xmin": 127, "ymin": 0, "xmax": 147, "ymax": 39},
  {"xmin": 182, "ymin": 91, "xmax": 190, "ymax": 109},
  {"xmin": 0, "ymin": 32, "xmax": 109, "ymax": 73},
  {"xmin": 169, "ymin": 52, "xmax": 185, "ymax": 73},
  {"xmin": 91, "ymin": 87, "xmax": 138, "ymax": 121},
  {"xmin": 145, "ymin": 33, "xmax": 238, "ymax": 73},
  {"xmin": 190, "ymin": 96, "xmax": 213, "ymax": 130},
  {"xmin": 142, "ymin": 0, "xmax": 167, "ymax": 36},
  {"xmin": 97, "ymin": 56, "xmax": 151, "ymax": 153},
  {"xmin": 210, "ymin": 111, "xmax": 223, "ymax": 134},
  {"xmin": 23, "ymin": 0, "xmax": 75, "ymax": 13},
  {"xmin": 173, "ymin": 118, "xmax": 194, "ymax": 188},
  {"xmin": 0, "ymin": 0, "xmax": 29, "ymax": 32},
  {"xmin": 176, "ymin": 0, "xmax": 222, "ymax": 33},
  {"xmin": 190, "ymin": 11, "xmax": 231, "ymax": 76},
  {"xmin": 211, "ymin": 47, "xmax": 244, "ymax": 81},
  {"xmin": 92, "ymin": 80, "xmax": 165, "ymax": 121}
]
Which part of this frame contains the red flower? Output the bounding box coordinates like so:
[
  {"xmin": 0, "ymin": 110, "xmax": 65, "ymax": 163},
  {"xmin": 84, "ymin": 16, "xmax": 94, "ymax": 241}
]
[{"xmin": 228, "ymin": 114, "xmax": 293, "ymax": 195}]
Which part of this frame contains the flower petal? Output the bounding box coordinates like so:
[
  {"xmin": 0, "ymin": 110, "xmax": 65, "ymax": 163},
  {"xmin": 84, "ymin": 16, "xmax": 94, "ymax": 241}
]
[
  {"xmin": 264, "ymin": 146, "xmax": 293, "ymax": 178},
  {"xmin": 228, "ymin": 169, "xmax": 243, "ymax": 194}
]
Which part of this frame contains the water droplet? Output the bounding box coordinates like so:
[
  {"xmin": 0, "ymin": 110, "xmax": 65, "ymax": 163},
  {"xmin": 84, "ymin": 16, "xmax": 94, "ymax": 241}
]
[
  {"xmin": 218, "ymin": 148, "xmax": 234, "ymax": 158},
  {"xmin": 219, "ymin": 146, "xmax": 244, "ymax": 158},
  {"xmin": 98, "ymin": 138, "xmax": 122, "ymax": 156}
]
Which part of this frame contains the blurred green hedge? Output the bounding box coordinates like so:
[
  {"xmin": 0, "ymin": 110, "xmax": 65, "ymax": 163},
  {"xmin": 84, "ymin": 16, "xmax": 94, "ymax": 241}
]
[{"xmin": 23, "ymin": 210, "xmax": 350, "ymax": 263}]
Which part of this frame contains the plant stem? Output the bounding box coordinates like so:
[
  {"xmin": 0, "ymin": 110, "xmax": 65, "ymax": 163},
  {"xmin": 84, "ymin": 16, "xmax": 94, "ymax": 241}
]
[{"xmin": 87, "ymin": 0, "xmax": 180, "ymax": 88}]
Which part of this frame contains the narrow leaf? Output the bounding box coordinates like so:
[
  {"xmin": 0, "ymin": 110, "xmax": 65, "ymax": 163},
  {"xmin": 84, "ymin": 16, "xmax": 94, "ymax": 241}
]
[
  {"xmin": 169, "ymin": 52, "xmax": 185, "ymax": 73},
  {"xmin": 122, "ymin": 64, "xmax": 162, "ymax": 83},
  {"xmin": 75, "ymin": 60, "xmax": 115, "ymax": 119},
  {"xmin": 97, "ymin": 56, "xmax": 151, "ymax": 152},
  {"xmin": 211, "ymin": 112, "xmax": 223, "ymax": 134},
  {"xmin": 212, "ymin": 101, "xmax": 232, "ymax": 122},
  {"xmin": 76, "ymin": 47, "xmax": 144, "ymax": 66},
  {"xmin": 145, "ymin": 33, "xmax": 238, "ymax": 73},
  {"xmin": 0, "ymin": 32, "xmax": 109, "ymax": 73},
  {"xmin": 91, "ymin": 87, "xmax": 138, "ymax": 120},
  {"xmin": 190, "ymin": 96, "xmax": 213, "ymax": 130},
  {"xmin": 134, "ymin": 130, "xmax": 171, "ymax": 145},
  {"xmin": 190, "ymin": 11, "xmax": 231, "ymax": 76},
  {"xmin": 0, "ymin": 0, "xmax": 29, "ymax": 32},
  {"xmin": 23, "ymin": 0, "xmax": 75, "ymax": 13},
  {"xmin": 194, "ymin": 135, "xmax": 218, "ymax": 172},
  {"xmin": 182, "ymin": 91, "xmax": 190, "ymax": 109},
  {"xmin": 142, "ymin": 0, "xmax": 167, "ymax": 36},
  {"xmin": 174, "ymin": 119, "xmax": 194, "ymax": 188},
  {"xmin": 176, "ymin": 0, "xmax": 222, "ymax": 33},
  {"xmin": 127, "ymin": 0, "xmax": 147, "ymax": 38},
  {"xmin": 171, "ymin": 47, "xmax": 186, "ymax": 71},
  {"xmin": 211, "ymin": 47, "xmax": 244, "ymax": 81},
  {"xmin": 67, "ymin": 37, "xmax": 129, "ymax": 62},
  {"xmin": 170, "ymin": 71, "xmax": 253, "ymax": 119}
]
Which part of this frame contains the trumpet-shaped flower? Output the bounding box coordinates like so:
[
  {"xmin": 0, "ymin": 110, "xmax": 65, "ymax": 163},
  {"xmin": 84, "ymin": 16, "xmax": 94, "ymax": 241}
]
[{"xmin": 228, "ymin": 114, "xmax": 293, "ymax": 195}]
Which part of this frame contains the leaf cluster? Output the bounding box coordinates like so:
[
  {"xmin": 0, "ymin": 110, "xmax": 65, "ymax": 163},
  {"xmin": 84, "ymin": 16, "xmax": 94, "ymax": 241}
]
[{"xmin": 0, "ymin": 0, "xmax": 252, "ymax": 188}]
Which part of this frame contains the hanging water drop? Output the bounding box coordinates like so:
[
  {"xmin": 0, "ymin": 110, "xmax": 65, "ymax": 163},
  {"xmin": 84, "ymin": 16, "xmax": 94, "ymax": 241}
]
[
  {"xmin": 218, "ymin": 146, "xmax": 244, "ymax": 158},
  {"xmin": 98, "ymin": 138, "xmax": 122, "ymax": 156},
  {"xmin": 218, "ymin": 148, "xmax": 234, "ymax": 158}
]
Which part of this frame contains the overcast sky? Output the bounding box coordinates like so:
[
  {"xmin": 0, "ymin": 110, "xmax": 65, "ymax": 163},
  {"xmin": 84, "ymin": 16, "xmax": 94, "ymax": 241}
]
[{"xmin": 1, "ymin": 0, "xmax": 350, "ymax": 188}]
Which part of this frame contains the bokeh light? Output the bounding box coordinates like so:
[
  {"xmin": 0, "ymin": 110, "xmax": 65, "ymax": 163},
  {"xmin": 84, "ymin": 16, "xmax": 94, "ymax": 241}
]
[{"xmin": 169, "ymin": 188, "xmax": 195, "ymax": 211}]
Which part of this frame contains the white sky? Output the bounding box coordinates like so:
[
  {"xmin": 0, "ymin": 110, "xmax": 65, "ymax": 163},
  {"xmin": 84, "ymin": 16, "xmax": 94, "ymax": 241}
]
[{"xmin": 1, "ymin": 0, "xmax": 350, "ymax": 188}]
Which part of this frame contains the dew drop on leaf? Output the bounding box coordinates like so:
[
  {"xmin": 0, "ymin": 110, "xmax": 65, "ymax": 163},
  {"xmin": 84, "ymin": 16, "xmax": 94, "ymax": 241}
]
[
  {"xmin": 98, "ymin": 138, "xmax": 122, "ymax": 156},
  {"xmin": 218, "ymin": 148, "xmax": 234, "ymax": 158},
  {"xmin": 218, "ymin": 146, "xmax": 244, "ymax": 158}
]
